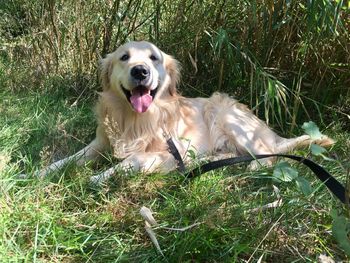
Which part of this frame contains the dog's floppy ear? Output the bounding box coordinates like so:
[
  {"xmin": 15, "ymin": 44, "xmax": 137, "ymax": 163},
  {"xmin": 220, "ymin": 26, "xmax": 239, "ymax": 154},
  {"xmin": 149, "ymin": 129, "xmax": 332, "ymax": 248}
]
[
  {"xmin": 100, "ymin": 54, "xmax": 114, "ymax": 91},
  {"xmin": 164, "ymin": 54, "xmax": 180, "ymax": 96}
]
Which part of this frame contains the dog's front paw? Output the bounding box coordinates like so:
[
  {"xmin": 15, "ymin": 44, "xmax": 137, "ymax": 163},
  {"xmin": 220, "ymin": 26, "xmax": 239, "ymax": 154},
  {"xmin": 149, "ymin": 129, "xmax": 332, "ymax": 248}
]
[
  {"xmin": 17, "ymin": 173, "xmax": 30, "ymax": 179},
  {"xmin": 17, "ymin": 170, "xmax": 42, "ymax": 179},
  {"xmin": 90, "ymin": 167, "xmax": 116, "ymax": 185},
  {"xmin": 90, "ymin": 174, "xmax": 104, "ymax": 185}
]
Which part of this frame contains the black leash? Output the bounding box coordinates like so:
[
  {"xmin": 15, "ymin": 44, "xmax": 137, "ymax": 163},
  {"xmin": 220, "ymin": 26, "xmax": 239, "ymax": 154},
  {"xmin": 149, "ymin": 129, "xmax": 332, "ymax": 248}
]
[
  {"xmin": 167, "ymin": 138, "xmax": 348, "ymax": 206},
  {"xmin": 166, "ymin": 137, "xmax": 186, "ymax": 173}
]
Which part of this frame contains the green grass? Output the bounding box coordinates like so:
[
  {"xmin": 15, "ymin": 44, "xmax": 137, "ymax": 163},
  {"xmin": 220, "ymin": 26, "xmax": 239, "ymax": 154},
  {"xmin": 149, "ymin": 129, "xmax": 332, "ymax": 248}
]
[
  {"xmin": 1, "ymin": 88, "xmax": 350, "ymax": 262},
  {"xmin": 1, "ymin": 0, "xmax": 349, "ymax": 261}
]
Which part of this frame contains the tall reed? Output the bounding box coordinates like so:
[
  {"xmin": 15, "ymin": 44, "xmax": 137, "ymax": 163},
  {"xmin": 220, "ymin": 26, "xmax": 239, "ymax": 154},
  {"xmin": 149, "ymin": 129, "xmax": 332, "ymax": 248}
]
[{"xmin": 1, "ymin": 0, "xmax": 349, "ymax": 130}]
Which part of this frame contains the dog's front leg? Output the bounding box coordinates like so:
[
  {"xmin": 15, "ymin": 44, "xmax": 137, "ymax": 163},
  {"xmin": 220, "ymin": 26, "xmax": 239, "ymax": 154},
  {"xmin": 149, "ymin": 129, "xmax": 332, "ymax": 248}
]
[
  {"xmin": 90, "ymin": 152, "xmax": 176, "ymax": 185},
  {"xmin": 20, "ymin": 136, "xmax": 108, "ymax": 179}
]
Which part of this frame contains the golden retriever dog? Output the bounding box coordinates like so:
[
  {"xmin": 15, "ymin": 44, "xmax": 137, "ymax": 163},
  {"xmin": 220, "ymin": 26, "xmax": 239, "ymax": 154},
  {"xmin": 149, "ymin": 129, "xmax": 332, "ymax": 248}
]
[{"xmin": 32, "ymin": 41, "xmax": 333, "ymax": 183}]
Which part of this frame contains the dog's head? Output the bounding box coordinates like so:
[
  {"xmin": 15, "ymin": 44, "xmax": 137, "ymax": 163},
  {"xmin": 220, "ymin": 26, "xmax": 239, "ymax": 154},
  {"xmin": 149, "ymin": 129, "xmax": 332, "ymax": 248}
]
[{"xmin": 100, "ymin": 41, "xmax": 180, "ymax": 113}]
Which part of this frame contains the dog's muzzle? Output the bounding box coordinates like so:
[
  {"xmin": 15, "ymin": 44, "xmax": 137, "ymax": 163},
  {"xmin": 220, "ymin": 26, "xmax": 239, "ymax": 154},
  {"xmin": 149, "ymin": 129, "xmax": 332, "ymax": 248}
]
[{"xmin": 120, "ymin": 64, "xmax": 160, "ymax": 113}]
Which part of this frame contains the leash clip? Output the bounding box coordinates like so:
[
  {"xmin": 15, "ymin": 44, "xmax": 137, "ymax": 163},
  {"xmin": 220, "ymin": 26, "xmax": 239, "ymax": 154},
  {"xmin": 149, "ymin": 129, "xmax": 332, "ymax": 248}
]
[{"xmin": 162, "ymin": 131, "xmax": 171, "ymax": 140}]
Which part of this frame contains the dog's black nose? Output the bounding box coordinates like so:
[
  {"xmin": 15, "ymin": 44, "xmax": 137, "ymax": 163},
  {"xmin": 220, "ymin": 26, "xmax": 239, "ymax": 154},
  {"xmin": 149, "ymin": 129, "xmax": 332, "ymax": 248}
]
[{"xmin": 130, "ymin": 65, "xmax": 150, "ymax": 81}]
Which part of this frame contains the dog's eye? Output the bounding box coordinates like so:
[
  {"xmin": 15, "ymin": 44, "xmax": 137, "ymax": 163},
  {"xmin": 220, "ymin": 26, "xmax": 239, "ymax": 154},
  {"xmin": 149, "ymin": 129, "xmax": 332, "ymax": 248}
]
[
  {"xmin": 150, "ymin": 55, "xmax": 158, "ymax": 61},
  {"xmin": 120, "ymin": 54, "xmax": 129, "ymax": 61}
]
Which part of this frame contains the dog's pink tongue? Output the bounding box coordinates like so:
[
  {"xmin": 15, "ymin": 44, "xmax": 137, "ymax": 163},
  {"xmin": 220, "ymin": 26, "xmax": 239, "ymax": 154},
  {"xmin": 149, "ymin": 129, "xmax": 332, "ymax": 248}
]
[{"xmin": 130, "ymin": 89, "xmax": 152, "ymax": 113}]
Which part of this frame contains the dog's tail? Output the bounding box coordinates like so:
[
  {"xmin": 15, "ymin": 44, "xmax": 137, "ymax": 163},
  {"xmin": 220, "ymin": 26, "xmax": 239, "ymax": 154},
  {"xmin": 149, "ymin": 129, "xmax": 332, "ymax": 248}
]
[{"xmin": 275, "ymin": 135, "xmax": 335, "ymax": 153}]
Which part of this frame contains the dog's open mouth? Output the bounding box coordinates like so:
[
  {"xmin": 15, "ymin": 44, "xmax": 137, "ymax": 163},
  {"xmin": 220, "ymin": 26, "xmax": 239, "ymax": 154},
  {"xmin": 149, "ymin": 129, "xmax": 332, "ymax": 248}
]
[{"xmin": 122, "ymin": 85, "xmax": 158, "ymax": 113}]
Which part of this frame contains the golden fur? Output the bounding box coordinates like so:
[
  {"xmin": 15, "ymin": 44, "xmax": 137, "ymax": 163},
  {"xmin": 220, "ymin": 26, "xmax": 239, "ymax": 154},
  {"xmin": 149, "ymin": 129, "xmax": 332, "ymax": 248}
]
[{"xmin": 33, "ymin": 41, "xmax": 334, "ymax": 183}]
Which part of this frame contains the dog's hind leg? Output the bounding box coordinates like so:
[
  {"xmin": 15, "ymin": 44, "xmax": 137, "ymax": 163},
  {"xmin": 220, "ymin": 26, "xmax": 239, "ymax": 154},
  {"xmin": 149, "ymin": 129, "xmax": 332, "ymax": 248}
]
[
  {"xmin": 276, "ymin": 134, "xmax": 335, "ymax": 153},
  {"xmin": 220, "ymin": 115, "xmax": 278, "ymax": 169}
]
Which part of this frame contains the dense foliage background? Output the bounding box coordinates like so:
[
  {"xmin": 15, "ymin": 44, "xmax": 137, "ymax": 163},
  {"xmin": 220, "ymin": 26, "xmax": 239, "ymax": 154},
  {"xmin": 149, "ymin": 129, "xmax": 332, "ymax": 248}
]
[{"xmin": 1, "ymin": 0, "xmax": 349, "ymax": 131}]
